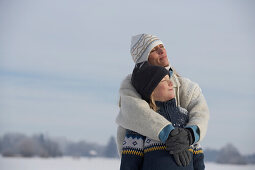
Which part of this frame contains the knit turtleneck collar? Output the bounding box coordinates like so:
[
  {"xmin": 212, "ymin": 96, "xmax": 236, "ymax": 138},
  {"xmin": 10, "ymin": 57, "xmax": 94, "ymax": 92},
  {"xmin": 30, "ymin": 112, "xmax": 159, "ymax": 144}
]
[
  {"xmin": 165, "ymin": 65, "xmax": 171, "ymax": 71},
  {"xmin": 155, "ymin": 98, "xmax": 177, "ymax": 122},
  {"xmin": 155, "ymin": 98, "xmax": 176, "ymax": 108},
  {"xmin": 164, "ymin": 66, "xmax": 174, "ymax": 78},
  {"xmin": 155, "ymin": 98, "xmax": 189, "ymax": 127}
]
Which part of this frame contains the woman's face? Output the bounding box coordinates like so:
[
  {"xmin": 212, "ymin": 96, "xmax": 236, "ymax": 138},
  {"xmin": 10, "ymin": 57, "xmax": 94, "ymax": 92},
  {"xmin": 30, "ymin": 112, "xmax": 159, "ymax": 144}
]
[
  {"xmin": 148, "ymin": 44, "xmax": 169, "ymax": 67},
  {"xmin": 152, "ymin": 75, "xmax": 175, "ymax": 102}
]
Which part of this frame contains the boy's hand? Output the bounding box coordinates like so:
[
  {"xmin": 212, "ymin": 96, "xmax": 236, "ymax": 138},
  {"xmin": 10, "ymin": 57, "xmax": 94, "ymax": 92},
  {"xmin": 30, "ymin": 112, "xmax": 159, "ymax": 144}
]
[{"xmin": 165, "ymin": 128, "xmax": 194, "ymax": 154}]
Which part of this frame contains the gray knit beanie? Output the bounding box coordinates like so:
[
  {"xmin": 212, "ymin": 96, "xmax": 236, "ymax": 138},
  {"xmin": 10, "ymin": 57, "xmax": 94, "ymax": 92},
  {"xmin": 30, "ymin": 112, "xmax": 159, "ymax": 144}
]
[{"xmin": 130, "ymin": 34, "xmax": 163, "ymax": 64}]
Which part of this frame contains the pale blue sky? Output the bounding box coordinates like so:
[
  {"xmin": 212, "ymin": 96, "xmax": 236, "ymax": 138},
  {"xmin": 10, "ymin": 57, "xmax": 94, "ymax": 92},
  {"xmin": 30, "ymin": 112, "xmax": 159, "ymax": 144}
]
[{"xmin": 0, "ymin": 0, "xmax": 254, "ymax": 154}]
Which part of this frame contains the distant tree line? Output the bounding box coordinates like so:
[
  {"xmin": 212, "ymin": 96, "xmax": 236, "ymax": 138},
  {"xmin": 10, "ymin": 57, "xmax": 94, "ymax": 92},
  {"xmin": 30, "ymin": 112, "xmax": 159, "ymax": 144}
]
[
  {"xmin": 1, "ymin": 133, "xmax": 254, "ymax": 165},
  {"xmin": 204, "ymin": 143, "xmax": 255, "ymax": 165},
  {"xmin": 0, "ymin": 133, "xmax": 118, "ymax": 158}
]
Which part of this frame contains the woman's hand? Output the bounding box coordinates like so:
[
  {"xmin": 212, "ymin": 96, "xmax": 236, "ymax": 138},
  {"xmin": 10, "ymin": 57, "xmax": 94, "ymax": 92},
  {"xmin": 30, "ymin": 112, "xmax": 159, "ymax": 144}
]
[
  {"xmin": 165, "ymin": 128, "xmax": 194, "ymax": 154},
  {"xmin": 173, "ymin": 149, "xmax": 192, "ymax": 166}
]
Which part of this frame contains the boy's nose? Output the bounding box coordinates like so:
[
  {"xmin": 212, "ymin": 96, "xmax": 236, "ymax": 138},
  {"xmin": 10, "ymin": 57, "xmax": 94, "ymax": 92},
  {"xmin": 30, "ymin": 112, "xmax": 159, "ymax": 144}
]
[{"xmin": 168, "ymin": 80, "xmax": 173, "ymax": 87}]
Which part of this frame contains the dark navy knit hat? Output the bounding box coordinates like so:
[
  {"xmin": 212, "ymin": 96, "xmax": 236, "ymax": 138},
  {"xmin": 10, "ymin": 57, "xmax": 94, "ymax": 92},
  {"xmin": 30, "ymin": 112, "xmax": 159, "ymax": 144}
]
[{"xmin": 131, "ymin": 61, "xmax": 170, "ymax": 102}]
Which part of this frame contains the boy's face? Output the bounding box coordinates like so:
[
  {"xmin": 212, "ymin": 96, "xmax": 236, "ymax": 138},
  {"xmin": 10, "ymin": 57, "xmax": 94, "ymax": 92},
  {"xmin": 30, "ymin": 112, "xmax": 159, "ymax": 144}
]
[
  {"xmin": 152, "ymin": 75, "xmax": 175, "ymax": 102},
  {"xmin": 148, "ymin": 44, "xmax": 169, "ymax": 67}
]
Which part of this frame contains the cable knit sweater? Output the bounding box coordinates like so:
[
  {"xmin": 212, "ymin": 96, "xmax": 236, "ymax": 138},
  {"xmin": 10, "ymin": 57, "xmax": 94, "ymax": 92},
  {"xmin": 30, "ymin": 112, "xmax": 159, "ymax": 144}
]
[{"xmin": 116, "ymin": 73, "xmax": 209, "ymax": 156}]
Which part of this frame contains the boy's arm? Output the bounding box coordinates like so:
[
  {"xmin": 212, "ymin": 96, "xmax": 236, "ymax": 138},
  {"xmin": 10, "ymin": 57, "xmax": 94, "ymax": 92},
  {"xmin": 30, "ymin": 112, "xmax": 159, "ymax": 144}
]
[
  {"xmin": 116, "ymin": 74, "xmax": 174, "ymax": 142},
  {"xmin": 117, "ymin": 126, "xmax": 127, "ymax": 157}
]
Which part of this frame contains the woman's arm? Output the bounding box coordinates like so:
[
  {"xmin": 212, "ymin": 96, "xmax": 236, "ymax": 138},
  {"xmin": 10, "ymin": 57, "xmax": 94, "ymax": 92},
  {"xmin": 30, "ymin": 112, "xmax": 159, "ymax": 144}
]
[
  {"xmin": 116, "ymin": 74, "xmax": 209, "ymax": 145},
  {"xmin": 178, "ymin": 77, "xmax": 210, "ymax": 142},
  {"xmin": 116, "ymin": 75, "xmax": 172, "ymax": 142}
]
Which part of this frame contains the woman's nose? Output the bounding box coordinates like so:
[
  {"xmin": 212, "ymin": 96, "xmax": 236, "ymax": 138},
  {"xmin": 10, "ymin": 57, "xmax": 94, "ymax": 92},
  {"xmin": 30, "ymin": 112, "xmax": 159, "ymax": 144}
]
[{"xmin": 157, "ymin": 48, "xmax": 163, "ymax": 54}]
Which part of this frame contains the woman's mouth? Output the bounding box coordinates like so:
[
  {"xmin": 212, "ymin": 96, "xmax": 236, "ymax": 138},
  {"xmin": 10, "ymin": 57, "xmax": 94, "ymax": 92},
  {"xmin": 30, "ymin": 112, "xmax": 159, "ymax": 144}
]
[{"xmin": 160, "ymin": 55, "xmax": 167, "ymax": 60}]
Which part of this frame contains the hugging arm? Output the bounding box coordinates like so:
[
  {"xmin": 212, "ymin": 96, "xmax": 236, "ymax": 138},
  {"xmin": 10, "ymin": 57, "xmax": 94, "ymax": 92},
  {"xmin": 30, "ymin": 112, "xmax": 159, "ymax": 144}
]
[
  {"xmin": 116, "ymin": 75, "xmax": 174, "ymax": 151},
  {"xmin": 116, "ymin": 75, "xmax": 209, "ymax": 156},
  {"xmin": 180, "ymin": 78, "xmax": 210, "ymax": 143}
]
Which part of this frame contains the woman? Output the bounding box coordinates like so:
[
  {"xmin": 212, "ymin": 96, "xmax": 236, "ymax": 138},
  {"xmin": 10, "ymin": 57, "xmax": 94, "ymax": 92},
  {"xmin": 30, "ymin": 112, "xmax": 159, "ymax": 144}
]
[{"xmin": 116, "ymin": 34, "xmax": 208, "ymax": 170}]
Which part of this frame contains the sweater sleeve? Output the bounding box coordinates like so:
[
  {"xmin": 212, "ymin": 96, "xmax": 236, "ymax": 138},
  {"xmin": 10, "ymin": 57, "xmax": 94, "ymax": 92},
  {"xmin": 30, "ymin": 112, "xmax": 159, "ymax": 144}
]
[
  {"xmin": 178, "ymin": 77, "xmax": 210, "ymax": 142},
  {"xmin": 120, "ymin": 130, "xmax": 145, "ymax": 170},
  {"xmin": 158, "ymin": 124, "xmax": 175, "ymax": 142},
  {"xmin": 117, "ymin": 126, "xmax": 127, "ymax": 157},
  {"xmin": 116, "ymin": 74, "xmax": 172, "ymax": 142},
  {"xmin": 177, "ymin": 106, "xmax": 200, "ymax": 143}
]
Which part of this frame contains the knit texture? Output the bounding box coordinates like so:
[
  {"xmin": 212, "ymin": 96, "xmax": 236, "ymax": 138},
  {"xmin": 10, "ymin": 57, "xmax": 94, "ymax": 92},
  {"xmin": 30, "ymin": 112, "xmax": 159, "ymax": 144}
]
[
  {"xmin": 156, "ymin": 99, "xmax": 189, "ymax": 128},
  {"xmin": 130, "ymin": 34, "xmax": 163, "ymax": 63}
]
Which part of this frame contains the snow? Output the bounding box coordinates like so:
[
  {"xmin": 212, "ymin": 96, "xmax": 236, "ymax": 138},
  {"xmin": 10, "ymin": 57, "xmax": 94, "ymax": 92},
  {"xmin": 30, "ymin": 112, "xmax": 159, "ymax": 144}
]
[
  {"xmin": 205, "ymin": 162, "xmax": 255, "ymax": 170},
  {"xmin": 0, "ymin": 156, "xmax": 254, "ymax": 170}
]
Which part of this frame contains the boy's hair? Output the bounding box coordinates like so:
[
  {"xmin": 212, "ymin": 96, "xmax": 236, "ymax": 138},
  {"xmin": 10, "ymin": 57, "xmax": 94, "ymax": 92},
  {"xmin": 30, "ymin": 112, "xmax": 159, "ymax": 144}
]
[{"xmin": 149, "ymin": 92, "xmax": 158, "ymax": 112}]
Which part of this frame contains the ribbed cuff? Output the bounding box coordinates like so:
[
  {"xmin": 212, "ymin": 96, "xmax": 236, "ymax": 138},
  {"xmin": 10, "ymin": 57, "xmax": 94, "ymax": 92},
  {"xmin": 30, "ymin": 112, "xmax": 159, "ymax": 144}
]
[{"xmin": 158, "ymin": 124, "xmax": 175, "ymax": 143}]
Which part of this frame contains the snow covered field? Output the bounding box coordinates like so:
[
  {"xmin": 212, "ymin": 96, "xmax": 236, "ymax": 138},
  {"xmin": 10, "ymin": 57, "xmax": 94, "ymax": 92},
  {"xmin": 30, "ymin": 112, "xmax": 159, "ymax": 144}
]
[{"xmin": 0, "ymin": 156, "xmax": 254, "ymax": 170}]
